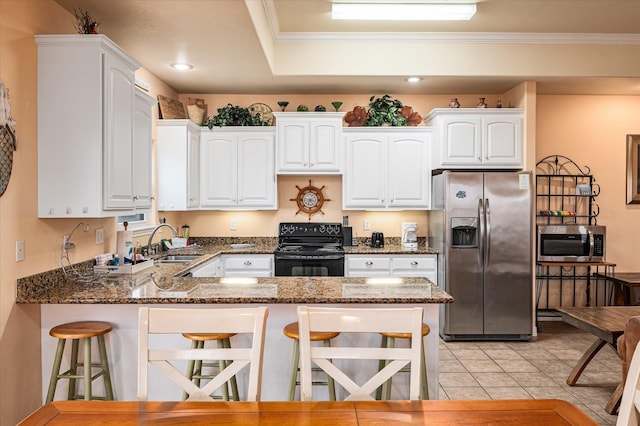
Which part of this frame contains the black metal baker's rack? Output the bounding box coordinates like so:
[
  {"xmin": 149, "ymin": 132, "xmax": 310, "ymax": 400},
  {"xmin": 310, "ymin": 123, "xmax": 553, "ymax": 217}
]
[{"xmin": 535, "ymin": 155, "xmax": 613, "ymax": 312}]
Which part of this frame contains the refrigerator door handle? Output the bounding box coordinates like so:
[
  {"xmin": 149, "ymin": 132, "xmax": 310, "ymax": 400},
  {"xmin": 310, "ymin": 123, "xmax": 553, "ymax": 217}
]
[
  {"xmin": 478, "ymin": 198, "xmax": 485, "ymax": 266},
  {"xmin": 485, "ymin": 198, "xmax": 491, "ymax": 266}
]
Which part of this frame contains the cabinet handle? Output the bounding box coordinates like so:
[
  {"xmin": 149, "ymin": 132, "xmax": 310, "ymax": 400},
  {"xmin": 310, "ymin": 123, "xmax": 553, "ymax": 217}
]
[
  {"xmin": 365, "ymin": 261, "xmax": 373, "ymax": 265},
  {"xmin": 133, "ymin": 196, "xmax": 139, "ymax": 200},
  {"xmin": 244, "ymin": 261, "xmax": 252, "ymax": 266},
  {"xmin": 411, "ymin": 261, "xmax": 418, "ymax": 266},
  {"xmin": 150, "ymin": 196, "xmax": 155, "ymax": 201}
]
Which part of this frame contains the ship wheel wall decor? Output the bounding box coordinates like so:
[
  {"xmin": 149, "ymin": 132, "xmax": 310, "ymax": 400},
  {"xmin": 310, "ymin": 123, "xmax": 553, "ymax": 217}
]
[{"xmin": 290, "ymin": 179, "xmax": 330, "ymax": 221}]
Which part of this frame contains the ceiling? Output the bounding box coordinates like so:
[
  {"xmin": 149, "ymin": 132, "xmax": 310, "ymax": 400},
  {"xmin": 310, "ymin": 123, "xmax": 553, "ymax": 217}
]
[{"xmin": 54, "ymin": 0, "xmax": 640, "ymax": 95}]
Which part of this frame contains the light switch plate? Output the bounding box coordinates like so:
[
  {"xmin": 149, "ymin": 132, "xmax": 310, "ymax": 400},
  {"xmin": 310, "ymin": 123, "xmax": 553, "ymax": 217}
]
[
  {"xmin": 230, "ymin": 220, "xmax": 237, "ymax": 231},
  {"xmin": 16, "ymin": 241, "xmax": 25, "ymax": 262},
  {"xmin": 363, "ymin": 220, "xmax": 370, "ymax": 230}
]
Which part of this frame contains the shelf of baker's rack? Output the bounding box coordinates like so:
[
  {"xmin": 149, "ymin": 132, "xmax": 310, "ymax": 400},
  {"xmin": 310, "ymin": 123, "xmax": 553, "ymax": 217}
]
[{"xmin": 535, "ymin": 155, "xmax": 600, "ymax": 226}]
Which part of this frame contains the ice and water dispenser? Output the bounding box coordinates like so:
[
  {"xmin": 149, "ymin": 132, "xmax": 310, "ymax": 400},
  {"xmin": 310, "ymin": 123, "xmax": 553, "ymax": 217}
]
[{"xmin": 451, "ymin": 217, "xmax": 478, "ymax": 247}]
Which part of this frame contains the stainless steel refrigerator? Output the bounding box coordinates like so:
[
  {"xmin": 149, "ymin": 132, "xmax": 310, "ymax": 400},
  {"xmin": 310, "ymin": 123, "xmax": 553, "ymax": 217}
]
[{"xmin": 430, "ymin": 171, "xmax": 533, "ymax": 341}]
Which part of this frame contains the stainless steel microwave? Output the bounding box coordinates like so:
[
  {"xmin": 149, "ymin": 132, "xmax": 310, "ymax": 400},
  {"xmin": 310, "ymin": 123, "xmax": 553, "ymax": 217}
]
[{"xmin": 537, "ymin": 225, "xmax": 606, "ymax": 262}]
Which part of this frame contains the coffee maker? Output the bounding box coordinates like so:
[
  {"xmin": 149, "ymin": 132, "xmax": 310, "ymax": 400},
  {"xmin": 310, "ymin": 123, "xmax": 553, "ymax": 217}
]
[{"xmin": 401, "ymin": 222, "xmax": 418, "ymax": 249}]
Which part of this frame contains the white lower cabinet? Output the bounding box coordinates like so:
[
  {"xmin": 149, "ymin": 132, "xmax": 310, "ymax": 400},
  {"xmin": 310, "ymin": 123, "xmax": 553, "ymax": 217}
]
[
  {"xmin": 346, "ymin": 254, "xmax": 437, "ymax": 284},
  {"xmin": 345, "ymin": 256, "xmax": 392, "ymax": 276},
  {"xmin": 200, "ymin": 128, "xmax": 277, "ymax": 210},
  {"xmin": 343, "ymin": 128, "xmax": 431, "ymax": 210},
  {"xmin": 190, "ymin": 257, "xmax": 222, "ymax": 278},
  {"xmin": 221, "ymin": 254, "xmax": 274, "ymax": 277}
]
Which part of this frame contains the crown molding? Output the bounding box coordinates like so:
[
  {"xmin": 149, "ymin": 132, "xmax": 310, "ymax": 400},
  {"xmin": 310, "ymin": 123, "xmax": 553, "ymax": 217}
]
[{"xmin": 262, "ymin": 0, "xmax": 640, "ymax": 46}]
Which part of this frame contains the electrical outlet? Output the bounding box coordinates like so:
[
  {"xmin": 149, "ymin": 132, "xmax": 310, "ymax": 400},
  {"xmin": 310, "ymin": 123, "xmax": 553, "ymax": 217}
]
[
  {"xmin": 96, "ymin": 228, "xmax": 104, "ymax": 245},
  {"xmin": 230, "ymin": 220, "xmax": 237, "ymax": 231},
  {"xmin": 16, "ymin": 241, "xmax": 25, "ymax": 262},
  {"xmin": 363, "ymin": 220, "xmax": 370, "ymax": 230}
]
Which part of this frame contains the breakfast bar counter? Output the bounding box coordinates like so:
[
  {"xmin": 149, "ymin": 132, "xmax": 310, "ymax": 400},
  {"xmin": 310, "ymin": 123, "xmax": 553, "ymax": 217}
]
[{"xmin": 17, "ymin": 243, "xmax": 450, "ymax": 403}]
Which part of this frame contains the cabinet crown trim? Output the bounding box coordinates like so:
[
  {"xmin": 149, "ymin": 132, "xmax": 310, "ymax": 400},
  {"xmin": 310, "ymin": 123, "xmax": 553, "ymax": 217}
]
[{"xmin": 34, "ymin": 34, "xmax": 140, "ymax": 70}]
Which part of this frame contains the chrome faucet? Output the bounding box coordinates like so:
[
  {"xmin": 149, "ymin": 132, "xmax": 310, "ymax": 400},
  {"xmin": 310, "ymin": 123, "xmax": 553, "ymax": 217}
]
[{"xmin": 147, "ymin": 223, "xmax": 177, "ymax": 255}]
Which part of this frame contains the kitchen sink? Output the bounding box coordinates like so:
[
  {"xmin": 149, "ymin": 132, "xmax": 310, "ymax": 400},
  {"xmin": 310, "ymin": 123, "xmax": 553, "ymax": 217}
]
[{"xmin": 155, "ymin": 254, "xmax": 202, "ymax": 264}]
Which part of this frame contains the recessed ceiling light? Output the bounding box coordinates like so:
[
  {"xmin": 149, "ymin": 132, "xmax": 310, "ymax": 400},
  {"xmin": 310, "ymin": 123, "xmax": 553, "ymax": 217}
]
[
  {"xmin": 406, "ymin": 76, "xmax": 422, "ymax": 83},
  {"xmin": 170, "ymin": 63, "xmax": 193, "ymax": 71},
  {"xmin": 332, "ymin": 3, "xmax": 477, "ymax": 21}
]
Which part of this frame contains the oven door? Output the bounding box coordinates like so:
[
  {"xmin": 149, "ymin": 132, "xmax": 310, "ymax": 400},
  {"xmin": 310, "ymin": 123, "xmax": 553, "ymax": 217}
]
[{"xmin": 274, "ymin": 253, "xmax": 344, "ymax": 276}]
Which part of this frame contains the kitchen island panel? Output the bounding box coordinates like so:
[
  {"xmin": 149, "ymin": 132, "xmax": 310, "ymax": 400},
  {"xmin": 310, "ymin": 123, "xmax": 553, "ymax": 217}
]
[{"xmin": 41, "ymin": 303, "xmax": 441, "ymax": 402}]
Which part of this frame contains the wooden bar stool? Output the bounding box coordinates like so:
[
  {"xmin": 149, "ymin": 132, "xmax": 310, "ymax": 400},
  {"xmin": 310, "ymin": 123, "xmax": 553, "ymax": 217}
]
[
  {"xmin": 182, "ymin": 333, "xmax": 239, "ymax": 401},
  {"xmin": 376, "ymin": 323, "xmax": 430, "ymax": 400},
  {"xmin": 46, "ymin": 321, "xmax": 114, "ymax": 403},
  {"xmin": 283, "ymin": 322, "xmax": 338, "ymax": 401}
]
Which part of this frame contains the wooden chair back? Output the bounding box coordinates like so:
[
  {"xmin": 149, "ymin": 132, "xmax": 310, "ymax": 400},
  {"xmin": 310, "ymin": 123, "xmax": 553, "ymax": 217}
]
[
  {"xmin": 137, "ymin": 306, "xmax": 268, "ymax": 401},
  {"xmin": 297, "ymin": 306, "xmax": 423, "ymax": 401},
  {"xmin": 618, "ymin": 336, "xmax": 640, "ymax": 425}
]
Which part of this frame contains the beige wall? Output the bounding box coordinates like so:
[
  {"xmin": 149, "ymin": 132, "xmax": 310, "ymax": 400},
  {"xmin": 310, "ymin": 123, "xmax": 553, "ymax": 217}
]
[
  {"xmin": 536, "ymin": 95, "xmax": 640, "ymax": 271},
  {"xmin": 2, "ymin": 1, "xmax": 640, "ymax": 424},
  {"xmin": 0, "ymin": 1, "xmax": 177, "ymax": 423}
]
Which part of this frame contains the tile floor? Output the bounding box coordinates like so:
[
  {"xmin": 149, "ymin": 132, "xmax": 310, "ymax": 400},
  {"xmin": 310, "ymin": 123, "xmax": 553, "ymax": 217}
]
[{"xmin": 437, "ymin": 320, "xmax": 621, "ymax": 425}]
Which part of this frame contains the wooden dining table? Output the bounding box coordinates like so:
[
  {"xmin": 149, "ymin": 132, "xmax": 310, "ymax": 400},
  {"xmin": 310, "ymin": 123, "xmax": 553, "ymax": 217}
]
[{"xmin": 19, "ymin": 399, "xmax": 597, "ymax": 425}]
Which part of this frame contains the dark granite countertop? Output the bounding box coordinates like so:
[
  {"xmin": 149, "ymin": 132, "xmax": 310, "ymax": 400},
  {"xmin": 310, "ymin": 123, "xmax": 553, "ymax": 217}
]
[{"xmin": 17, "ymin": 237, "xmax": 449, "ymax": 305}]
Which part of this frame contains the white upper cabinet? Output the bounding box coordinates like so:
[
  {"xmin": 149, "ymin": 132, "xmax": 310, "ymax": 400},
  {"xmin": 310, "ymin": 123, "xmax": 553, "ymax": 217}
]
[
  {"xmin": 36, "ymin": 35, "xmax": 144, "ymax": 217},
  {"xmin": 274, "ymin": 112, "xmax": 344, "ymax": 174},
  {"xmin": 200, "ymin": 128, "xmax": 277, "ymax": 210},
  {"xmin": 157, "ymin": 120, "xmax": 201, "ymax": 211},
  {"xmin": 343, "ymin": 128, "xmax": 431, "ymax": 210},
  {"xmin": 133, "ymin": 89, "xmax": 157, "ymax": 210},
  {"xmin": 424, "ymin": 109, "xmax": 523, "ymax": 169}
]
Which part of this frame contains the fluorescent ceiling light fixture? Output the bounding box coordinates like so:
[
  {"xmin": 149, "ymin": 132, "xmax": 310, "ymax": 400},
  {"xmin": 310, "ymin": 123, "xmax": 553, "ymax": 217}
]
[
  {"xmin": 332, "ymin": 3, "xmax": 476, "ymax": 21},
  {"xmin": 170, "ymin": 62, "xmax": 193, "ymax": 71}
]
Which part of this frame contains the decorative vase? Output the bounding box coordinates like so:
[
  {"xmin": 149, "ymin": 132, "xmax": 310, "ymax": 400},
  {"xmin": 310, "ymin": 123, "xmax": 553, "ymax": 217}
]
[
  {"xmin": 449, "ymin": 98, "xmax": 460, "ymax": 108},
  {"xmin": 331, "ymin": 101, "xmax": 343, "ymax": 112},
  {"xmin": 496, "ymin": 99, "xmax": 503, "ymax": 108},
  {"xmin": 477, "ymin": 98, "xmax": 487, "ymax": 108},
  {"xmin": 277, "ymin": 101, "xmax": 289, "ymax": 112}
]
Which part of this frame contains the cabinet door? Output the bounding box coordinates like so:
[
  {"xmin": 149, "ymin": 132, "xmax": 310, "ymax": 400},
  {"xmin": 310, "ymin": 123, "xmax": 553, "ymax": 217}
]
[
  {"xmin": 483, "ymin": 116, "xmax": 522, "ymax": 166},
  {"xmin": 186, "ymin": 128, "xmax": 200, "ymax": 208},
  {"xmin": 200, "ymin": 134, "xmax": 237, "ymax": 207},
  {"xmin": 103, "ymin": 53, "xmax": 136, "ymax": 210},
  {"xmin": 191, "ymin": 257, "xmax": 221, "ymax": 277},
  {"xmin": 440, "ymin": 116, "xmax": 482, "ymax": 167},
  {"xmin": 277, "ymin": 121, "xmax": 308, "ymax": 172},
  {"xmin": 343, "ymin": 134, "xmax": 386, "ymax": 209},
  {"xmin": 222, "ymin": 255, "xmax": 274, "ymax": 277},
  {"xmin": 309, "ymin": 120, "xmax": 341, "ymax": 173},
  {"xmin": 157, "ymin": 120, "xmax": 200, "ymax": 211},
  {"xmin": 345, "ymin": 256, "xmax": 392, "ymax": 276},
  {"xmin": 391, "ymin": 255, "xmax": 437, "ymax": 284},
  {"xmin": 238, "ymin": 133, "xmax": 276, "ymax": 208},
  {"xmin": 132, "ymin": 89, "xmax": 155, "ymax": 209},
  {"xmin": 388, "ymin": 134, "xmax": 430, "ymax": 208}
]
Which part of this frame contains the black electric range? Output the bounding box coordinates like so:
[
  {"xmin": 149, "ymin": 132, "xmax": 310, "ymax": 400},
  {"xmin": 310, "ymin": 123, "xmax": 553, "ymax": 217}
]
[{"xmin": 274, "ymin": 222, "xmax": 344, "ymax": 276}]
